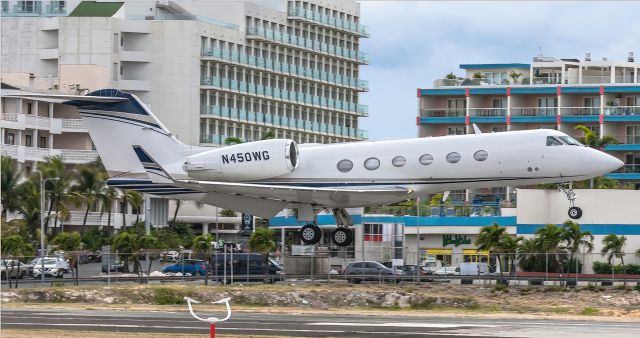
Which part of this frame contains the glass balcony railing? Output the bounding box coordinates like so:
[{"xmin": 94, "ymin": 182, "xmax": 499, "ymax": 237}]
[
  {"xmin": 434, "ymin": 75, "xmax": 640, "ymax": 88},
  {"xmin": 46, "ymin": 4, "xmax": 65, "ymax": 14},
  {"xmin": 12, "ymin": 3, "xmax": 42, "ymax": 15},
  {"xmin": 200, "ymin": 76, "xmax": 368, "ymax": 114},
  {"xmin": 510, "ymin": 107, "xmax": 557, "ymax": 117},
  {"xmin": 608, "ymin": 134, "xmax": 640, "ymax": 145},
  {"xmin": 611, "ymin": 164, "xmax": 640, "ymax": 174},
  {"xmin": 201, "ymin": 48, "xmax": 368, "ymax": 91},
  {"xmin": 604, "ymin": 106, "xmax": 640, "ymax": 116},
  {"xmin": 287, "ymin": 6, "xmax": 369, "ymax": 37},
  {"xmin": 245, "ymin": 25, "xmax": 369, "ymax": 63},
  {"xmin": 469, "ymin": 108, "xmax": 507, "ymax": 117},
  {"xmin": 419, "ymin": 109, "xmax": 465, "ymax": 118},
  {"xmin": 200, "ymin": 105, "xmax": 367, "ymax": 140},
  {"xmin": 560, "ymin": 107, "xmax": 601, "ymax": 116}
]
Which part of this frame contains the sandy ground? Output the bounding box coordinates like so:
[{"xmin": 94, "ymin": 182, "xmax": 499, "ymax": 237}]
[{"xmin": 0, "ymin": 329, "xmax": 276, "ymax": 338}]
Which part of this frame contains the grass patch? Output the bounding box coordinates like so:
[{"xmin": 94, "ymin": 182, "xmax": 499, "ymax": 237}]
[
  {"xmin": 543, "ymin": 285, "xmax": 568, "ymax": 292},
  {"xmin": 577, "ymin": 285, "xmax": 604, "ymax": 292},
  {"xmin": 550, "ymin": 306, "xmax": 570, "ymax": 314},
  {"xmin": 579, "ymin": 307, "xmax": 600, "ymax": 316},
  {"xmin": 493, "ymin": 284, "xmax": 509, "ymax": 293},
  {"xmin": 409, "ymin": 297, "xmax": 437, "ymax": 310},
  {"xmin": 153, "ymin": 287, "xmax": 186, "ymax": 305}
]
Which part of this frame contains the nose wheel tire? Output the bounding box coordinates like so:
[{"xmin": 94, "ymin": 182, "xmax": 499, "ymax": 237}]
[
  {"xmin": 331, "ymin": 228, "xmax": 353, "ymax": 247},
  {"xmin": 300, "ymin": 223, "xmax": 322, "ymax": 245},
  {"xmin": 568, "ymin": 207, "xmax": 582, "ymax": 219}
]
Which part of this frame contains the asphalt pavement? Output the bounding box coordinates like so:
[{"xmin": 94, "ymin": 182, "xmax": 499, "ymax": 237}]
[{"xmin": 2, "ymin": 307, "xmax": 639, "ymax": 337}]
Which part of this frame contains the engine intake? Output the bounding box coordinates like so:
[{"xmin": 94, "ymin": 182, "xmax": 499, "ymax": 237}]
[{"xmin": 183, "ymin": 139, "xmax": 298, "ymax": 181}]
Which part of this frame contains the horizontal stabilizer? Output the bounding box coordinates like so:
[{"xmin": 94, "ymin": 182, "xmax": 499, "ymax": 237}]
[{"xmin": 132, "ymin": 145, "xmax": 175, "ymax": 184}]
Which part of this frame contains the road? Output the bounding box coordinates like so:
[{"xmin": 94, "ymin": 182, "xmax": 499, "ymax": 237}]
[{"xmin": 2, "ymin": 307, "xmax": 639, "ymax": 337}]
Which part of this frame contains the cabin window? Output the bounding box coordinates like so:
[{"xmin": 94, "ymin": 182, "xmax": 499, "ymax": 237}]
[
  {"xmin": 337, "ymin": 159, "xmax": 353, "ymax": 172},
  {"xmin": 473, "ymin": 150, "xmax": 488, "ymax": 161},
  {"xmin": 392, "ymin": 156, "xmax": 406, "ymax": 167},
  {"xmin": 446, "ymin": 152, "xmax": 461, "ymax": 163},
  {"xmin": 546, "ymin": 136, "xmax": 563, "ymax": 146},
  {"xmin": 364, "ymin": 157, "xmax": 380, "ymax": 170},
  {"xmin": 419, "ymin": 154, "xmax": 433, "ymax": 165}
]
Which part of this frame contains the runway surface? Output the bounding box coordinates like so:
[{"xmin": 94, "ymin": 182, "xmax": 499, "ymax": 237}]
[{"xmin": 2, "ymin": 307, "xmax": 639, "ymax": 337}]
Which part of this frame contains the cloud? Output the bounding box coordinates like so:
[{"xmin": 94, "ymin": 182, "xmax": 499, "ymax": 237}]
[{"xmin": 358, "ymin": 1, "xmax": 640, "ymax": 140}]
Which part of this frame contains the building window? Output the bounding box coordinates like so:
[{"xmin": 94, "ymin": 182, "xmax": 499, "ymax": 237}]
[
  {"xmin": 364, "ymin": 157, "xmax": 380, "ymax": 170},
  {"xmin": 25, "ymin": 135, "xmax": 32, "ymax": 147},
  {"xmin": 6, "ymin": 133, "xmax": 15, "ymax": 145},
  {"xmin": 446, "ymin": 152, "xmax": 461, "ymax": 163},
  {"xmin": 419, "ymin": 154, "xmax": 433, "ymax": 165},
  {"xmin": 364, "ymin": 223, "xmax": 382, "ymax": 242},
  {"xmin": 26, "ymin": 102, "xmax": 32, "ymax": 115},
  {"xmin": 473, "ymin": 150, "xmax": 488, "ymax": 161},
  {"xmin": 39, "ymin": 136, "xmax": 47, "ymax": 148},
  {"xmin": 447, "ymin": 127, "xmax": 465, "ymax": 135},
  {"xmin": 337, "ymin": 159, "xmax": 353, "ymax": 172},
  {"xmin": 392, "ymin": 156, "xmax": 406, "ymax": 167}
]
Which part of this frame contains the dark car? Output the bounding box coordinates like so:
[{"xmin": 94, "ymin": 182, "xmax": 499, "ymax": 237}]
[
  {"xmin": 162, "ymin": 259, "xmax": 207, "ymax": 276},
  {"xmin": 211, "ymin": 253, "xmax": 283, "ymax": 283},
  {"xmin": 344, "ymin": 261, "xmax": 403, "ymax": 283}
]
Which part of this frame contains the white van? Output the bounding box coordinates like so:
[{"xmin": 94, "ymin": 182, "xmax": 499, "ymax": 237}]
[{"xmin": 459, "ymin": 262, "xmax": 490, "ymax": 275}]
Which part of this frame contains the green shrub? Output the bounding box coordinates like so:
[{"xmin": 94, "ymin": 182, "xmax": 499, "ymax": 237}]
[
  {"xmin": 493, "ymin": 284, "xmax": 509, "ymax": 293},
  {"xmin": 579, "ymin": 307, "xmax": 599, "ymax": 316},
  {"xmin": 154, "ymin": 287, "xmax": 186, "ymax": 305}
]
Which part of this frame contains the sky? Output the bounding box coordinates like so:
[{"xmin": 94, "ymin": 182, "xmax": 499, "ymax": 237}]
[{"xmin": 358, "ymin": 1, "xmax": 640, "ymax": 140}]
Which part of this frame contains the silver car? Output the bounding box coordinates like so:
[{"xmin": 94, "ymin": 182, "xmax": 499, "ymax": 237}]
[
  {"xmin": 344, "ymin": 261, "xmax": 403, "ymax": 284},
  {"xmin": 1, "ymin": 259, "xmax": 32, "ymax": 279},
  {"xmin": 30, "ymin": 257, "xmax": 68, "ymax": 278}
]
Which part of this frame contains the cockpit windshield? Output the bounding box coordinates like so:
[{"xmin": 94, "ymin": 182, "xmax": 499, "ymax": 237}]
[
  {"xmin": 558, "ymin": 136, "xmax": 583, "ymax": 146},
  {"xmin": 546, "ymin": 136, "xmax": 563, "ymax": 146}
]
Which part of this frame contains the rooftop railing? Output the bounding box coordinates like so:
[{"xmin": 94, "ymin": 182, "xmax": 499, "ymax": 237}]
[
  {"xmin": 200, "ymin": 76, "xmax": 368, "ymax": 115},
  {"xmin": 200, "ymin": 105, "xmax": 367, "ymax": 140},
  {"xmin": 434, "ymin": 75, "xmax": 639, "ymax": 88},
  {"xmin": 287, "ymin": 6, "xmax": 369, "ymax": 37},
  {"xmin": 246, "ymin": 25, "xmax": 369, "ymax": 63},
  {"xmin": 201, "ymin": 48, "xmax": 368, "ymax": 91}
]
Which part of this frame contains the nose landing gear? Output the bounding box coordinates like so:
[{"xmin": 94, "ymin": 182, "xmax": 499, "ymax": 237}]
[{"xmin": 557, "ymin": 183, "xmax": 582, "ymax": 219}]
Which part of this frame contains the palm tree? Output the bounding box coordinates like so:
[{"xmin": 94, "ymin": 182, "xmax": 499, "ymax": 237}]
[
  {"xmin": 261, "ymin": 131, "xmax": 275, "ymax": 140},
  {"xmin": 562, "ymin": 220, "xmax": 593, "ymax": 273},
  {"xmin": 37, "ymin": 155, "xmax": 74, "ymax": 234},
  {"xmin": 517, "ymin": 237, "xmax": 543, "ymax": 272},
  {"xmin": 1, "ymin": 156, "xmax": 22, "ymax": 221},
  {"xmin": 498, "ymin": 235, "xmax": 523, "ymax": 279},
  {"xmin": 100, "ymin": 187, "xmax": 117, "ymax": 233},
  {"xmin": 14, "ymin": 177, "xmax": 42, "ymax": 238},
  {"xmin": 68, "ymin": 164, "xmax": 106, "ymax": 234},
  {"xmin": 602, "ymin": 234, "xmax": 627, "ymax": 284},
  {"xmin": 534, "ymin": 224, "xmax": 567, "ymax": 273},
  {"xmin": 575, "ymin": 125, "xmax": 619, "ymax": 188},
  {"xmin": 475, "ymin": 223, "xmax": 508, "ymax": 284},
  {"xmin": 127, "ymin": 190, "xmax": 144, "ymax": 223},
  {"xmin": 224, "ymin": 137, "xmax": 243, "ymax": 145}
]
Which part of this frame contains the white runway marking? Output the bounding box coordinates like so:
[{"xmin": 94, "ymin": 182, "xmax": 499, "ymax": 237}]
[{"xmin": 307, "ymin": 322, "xmax": 498, "ymax": 328}]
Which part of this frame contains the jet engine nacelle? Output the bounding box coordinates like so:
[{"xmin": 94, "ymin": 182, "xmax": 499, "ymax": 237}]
[{"xmin": 183, "ymin": 139, "xmax": 299, "ymax": 181}]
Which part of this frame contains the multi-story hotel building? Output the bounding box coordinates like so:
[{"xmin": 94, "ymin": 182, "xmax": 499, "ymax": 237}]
[
  {"xmin": 1, "ymin": 0, "xmax": 368, "ymax": 233},
  {"xmin": 417, "ymin": 53, "xmax": 640, "ymax": 202}
]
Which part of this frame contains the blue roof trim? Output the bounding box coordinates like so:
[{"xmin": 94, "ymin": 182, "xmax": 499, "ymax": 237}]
[
  {"xmin": 606, "ymin": 173, "xmax": 640, "ymax": 180},
  {"xmin": 469, "ymin": 88, "xmax": 507, "ymax": 95},
  {"xmin": 604, "ymin": 144, "xmax": 640, "ymax": 151},
  {"xmin": 470, "ymin": 116, "xmax": 507, "ymax": 124},
  {"xmin": 510, "ymin": 87, "xmax": 557, "ymax": 94},
  {"xmin": 460, "ymin": 63, "xmax": 530, "ymax": 69},
  {"xmin": 603, "ymin": 86, "xmax": 640, "ymax": 93},
  {"xmin": 604, "ymin": 115, "xmax": 640, "ymax": 122},
  {"xmin": 518, "ymin": 224, "xmax": 640, "ymax": 235},
  {"xmin": 420, "ymin": 89, "xmax": 466, "ymax": 96},
  {"xmin": 418, "ymin": 117, "xmax": 465, "ymax": 124},
  {"xmin": 510, "ymin": 116, "xmax": 556, "ymax": 123},
  {"xmin": 561, "ymin": 115, "xmax": 600, "ymax": 123},
  {"xmin": 562, "ymin": 86, "xmax": 600, "ymax": 94}
]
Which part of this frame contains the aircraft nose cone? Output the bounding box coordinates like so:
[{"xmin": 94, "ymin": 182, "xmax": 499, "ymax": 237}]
[{"xmin": 601, "ymin": 153, "xmax": 624, "ymax": 173}]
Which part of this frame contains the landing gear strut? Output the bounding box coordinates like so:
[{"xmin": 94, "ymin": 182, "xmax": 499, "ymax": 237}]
[{"xmin": 557, "ymin": 182, "xmax": 582, "ymax": 219}]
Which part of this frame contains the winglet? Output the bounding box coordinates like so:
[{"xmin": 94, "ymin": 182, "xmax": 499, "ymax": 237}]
[
  {"xmin": 132, "ymin": 145, "xmax": 175, "ymax": 184},
  {"xmin": 472, "ymin": 124, "xmax": 482, "ymax": 134}
]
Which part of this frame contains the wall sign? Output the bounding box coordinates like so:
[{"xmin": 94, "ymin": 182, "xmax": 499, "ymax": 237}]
[{"xmin": 442, "ymin": 234, "xmax": 471, "ymax": 247}]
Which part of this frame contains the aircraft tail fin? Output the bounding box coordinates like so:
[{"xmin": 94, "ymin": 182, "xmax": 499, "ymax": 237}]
[{"xmin": 132, "ymin": 145, "xmax": 176, "ymax": 184}]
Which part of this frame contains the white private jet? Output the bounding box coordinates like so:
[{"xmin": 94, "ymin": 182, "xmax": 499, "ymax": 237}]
[{"xmin": 10, "ymin": 89, "xmax": 623, "ymax": 246}]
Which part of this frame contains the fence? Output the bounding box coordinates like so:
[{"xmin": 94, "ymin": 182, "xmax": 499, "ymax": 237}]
[{"xmin": 3, "ymin": 250, "xmax": 640, "ymax": 288}]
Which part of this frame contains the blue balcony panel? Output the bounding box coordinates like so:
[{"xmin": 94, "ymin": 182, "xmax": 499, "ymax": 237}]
[
  {"xmin": 419, "ymin": 88, "xmax": 466, "ymax": 96},
  {"xmin": 561, "ymin": 115, "xmax": 599, "ymax": 123},
  {"xmin": 562, "ymin": 86, "xmax": 600, "ymax": 94},
  {"xmin": 470, "ymin": 116, "xmax": 506, "ymax": 123},
  {"xmin": 604, "ymin": 144, "xmax": 640, "ymax": 151},
  {"xmin": 510, "ymin": 116, "xmax": 556, "ymax": 123},
  {"xmin": 606, "ymin": 173, "xmax": 640, "ymax": 180},
  {"xmin": 510, "ymin": 87, "xmax": 557, "ymax": 95},
  {"xmin": 604, "ymin": 115, "xmax": 640, "ymax": 122},
  {"xmin": 419, "ymin": 117, "xmax": 466, "ymax": 124},
  {"xmin": 469, "ymin": 88, "xmax": 508, "ymax": 95},
  {"xmin": 603, "ymin": 86, "xmax": 640, "ymax": 93}
]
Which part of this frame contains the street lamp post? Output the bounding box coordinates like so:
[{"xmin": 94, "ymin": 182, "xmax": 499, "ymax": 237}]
[{"xmin": 34, "ymin": 170, "xmax": 58, "ymax": 287}]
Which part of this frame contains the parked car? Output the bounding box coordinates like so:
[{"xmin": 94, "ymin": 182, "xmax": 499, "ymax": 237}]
[
  {"xmin": 30, "ymin": 258, "xmax": 68, "ymax": 278},
  {"xmin": 101, "ymin": 260, "xmax": 126, "ymax": 273},
  {"xmin": 421, "ymin": 259, "xmax": 443, "ymax": 275},
  {"xmin": 459, "ymin": 262, "xmax": 490, "ymax": 276},
  {"xmin": 88, "ymin": 251, "xmax": 103, "ymax": 263},
  {"xmin": 210, "ymin": 253, "xmax": 283, "ymax": 283},
  {"xmin": 0, "ymin": 260, "xmax": 32, "ymax": 279},
  {"xmin": 344, "ymin": 261, "xmax": 403, "ymax": 283},
  {"xmin": 162, "ymin": 259, "xmax": 207, "ymax": 276},
  {"xmin": 433, "ymin": 266, "xmax": 460, "ymax": 275}
]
